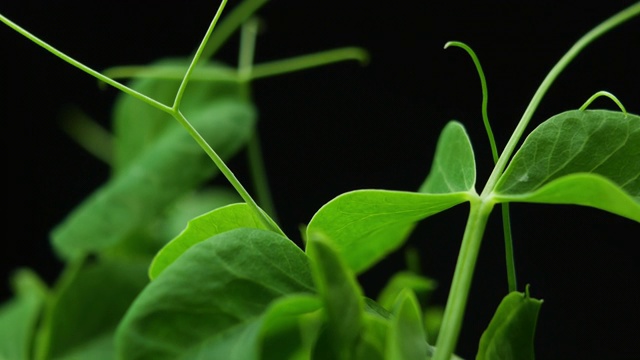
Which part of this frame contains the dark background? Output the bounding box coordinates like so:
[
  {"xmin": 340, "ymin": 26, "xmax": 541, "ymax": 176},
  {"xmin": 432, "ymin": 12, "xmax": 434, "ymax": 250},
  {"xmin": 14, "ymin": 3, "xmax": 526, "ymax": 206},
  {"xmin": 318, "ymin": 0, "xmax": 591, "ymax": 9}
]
[{"xmin": 1, "ymin": 1, "xmax": 638, "ymax": 358}]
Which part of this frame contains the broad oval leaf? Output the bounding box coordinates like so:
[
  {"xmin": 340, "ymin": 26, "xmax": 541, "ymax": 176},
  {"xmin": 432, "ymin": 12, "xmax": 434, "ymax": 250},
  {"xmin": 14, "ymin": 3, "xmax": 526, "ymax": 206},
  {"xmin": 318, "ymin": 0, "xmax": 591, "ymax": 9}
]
[
  {"xmin": 149, "ymin": 202, "xmax": 271, "ymax": 280},
  {"xmin": 477, "ymin": 290, "xmax": 543, "ymax": 360},
  {"xmin": 420, "ymin": 120, "xmax": 476, "ymax": 194},
  {"xmin": 494, "ymin": 110, "xmax": 640, "ymax": 221},
  {"xmin": 115, "ymin": 228, "xmax": 314, "ymax": 360},
  {"xmin": 306, "ymin": 190, "xmax": 474, "ymax": 274},
  {"xmin": 51, "ymin": 98, "xmax": 256, "ymax": 260}
]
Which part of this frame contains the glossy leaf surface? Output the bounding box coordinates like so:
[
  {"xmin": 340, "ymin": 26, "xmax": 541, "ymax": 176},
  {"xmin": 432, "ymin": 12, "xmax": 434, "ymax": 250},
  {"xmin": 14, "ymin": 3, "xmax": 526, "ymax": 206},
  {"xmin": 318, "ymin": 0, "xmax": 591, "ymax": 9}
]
[
  {"xmin": 494, "ymin": 110, "xmax": 640, "ymax": 222},
  {"xmin": 115, "ymin": 228, "xmax": 314, "ymax": 360}
]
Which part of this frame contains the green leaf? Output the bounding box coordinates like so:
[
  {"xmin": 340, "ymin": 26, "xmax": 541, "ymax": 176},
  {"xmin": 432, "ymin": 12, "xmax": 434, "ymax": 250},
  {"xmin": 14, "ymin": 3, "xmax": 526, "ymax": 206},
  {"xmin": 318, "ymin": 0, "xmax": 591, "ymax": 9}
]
[
  {"xmin": 306, "ymin": 190, "xmax": 473, "ymax": 274},
  {"xmin": 352, "ymin": 313, "xmax": 389, "ymax": 360},
  {"xmin": 477, "ymin": 290, "xmax": 543, "ymax": 360},
  {"xmin": 149, "ymin": 202, "xmax": 272, "ymax": 280},
  {"xmin": 151, "ymin": 186, "xmax": 242, "ymax": 242},
  {"xmin": 494, "ymin": 110, "xmax": 640, "ymax": 221},
  {"xmin": 175, "ymin": 293, "xmax": 321, "ymax": 360},
  {"xmin": 0, "ymin": 269, "xmax": 47, "ymax": 360},
  {"xmin": 307, "ymin": 234, "xmax": 364, "ymax": 359},
  {"xmin": 259, "ymin": 294, "xmax": 323, "ymax": 360},
  {"xmin": 306, "ymin": 121, "xmax": 476, "ymax": 274},
  {"xmin": 51, "ymin": 97, "xmax": 256, "ymax": 260},
  {"xmin": 386, "ymin": 289, "xmax": 429, "ymax": 360},
  {"xmin": 35, "ymin": 257, "xmax": 148, "ymax": 360},
  {"xmin": 376, "ymin": 271, "xmax": 438, "ymax": 311},
  {"xmin": 420, "ymin": 121, "xmax": 477, "ymax": 193},
  {"xmin": 115, "ymin": 228, "xmax": 314, "ymax": 360}
]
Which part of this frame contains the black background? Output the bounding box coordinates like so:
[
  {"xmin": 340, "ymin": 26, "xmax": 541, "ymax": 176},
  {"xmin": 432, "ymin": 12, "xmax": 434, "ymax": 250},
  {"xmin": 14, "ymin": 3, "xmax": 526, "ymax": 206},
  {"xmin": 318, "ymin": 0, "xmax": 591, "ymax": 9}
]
[{"xmin": 1, "ymin": 1, "xmax": 638, "ymax": 358}]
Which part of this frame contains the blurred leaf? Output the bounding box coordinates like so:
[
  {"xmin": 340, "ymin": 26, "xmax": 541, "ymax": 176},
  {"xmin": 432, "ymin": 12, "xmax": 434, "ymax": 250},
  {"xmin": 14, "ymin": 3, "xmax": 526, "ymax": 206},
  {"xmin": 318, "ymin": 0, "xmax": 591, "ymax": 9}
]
[
  {"xmin": 386, "ymin": 289, "xmax": 429, "ymax": 360},
  {"xmin": 0, "ymin": 269, "xmax": 47, "ymax": 360},
  {"xmin": 35, "ymin": 258, "xmax": 148, "ymax": 360},
  {"xmin": 51, "ymin": 97, "xmax": 256, "ymax": 260},
  {"xmin": 377, "ymin": 271, "xmax": 438, "ymax": 311}
]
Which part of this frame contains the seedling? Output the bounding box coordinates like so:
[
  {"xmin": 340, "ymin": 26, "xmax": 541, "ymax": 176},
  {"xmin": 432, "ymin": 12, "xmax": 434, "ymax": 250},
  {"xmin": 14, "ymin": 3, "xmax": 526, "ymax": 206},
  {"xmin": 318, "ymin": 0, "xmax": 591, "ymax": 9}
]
[{"xmin": 1, "ymin": 1, "xmax": 638, "ymax": 359}]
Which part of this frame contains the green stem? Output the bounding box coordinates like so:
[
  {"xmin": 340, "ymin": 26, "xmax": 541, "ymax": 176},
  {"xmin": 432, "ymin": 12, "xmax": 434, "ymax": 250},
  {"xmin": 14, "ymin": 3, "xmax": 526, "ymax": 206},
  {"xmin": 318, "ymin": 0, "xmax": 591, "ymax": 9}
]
[
  {"xmin": 434, "ymin": 198, "xmax": 493, "ymax": 360},
  {"xmin": 173, "ymin": 0, "xmax": 229, "ymax": 110},
  {"xmin": 237, "ymin": 18, "xmax": 279, "ymax": 220},
  {"xmin": 445, "ymin": 41, "xmax": 517, "ymax": 292},
  {"xmin": 0, "ymin": 13, "xmax": 171, "ymax": 115},
  {"xmin": 434, "ymin": 5, "xmax": 640, "ymax": 359},
  {"xmin": 172, "ymin": 110, "xmax": 285, "ymax": 236},
  {"xmin": 199, "ymin": 0, "xmax": 269, "ymax": 61},
  {"xmin": 249, "ymin": 47, "xmax": 369, "ymax": 80},
  {"xmin": 481, "ymin": 2, "xmax": 640, "ymax": 198},
  {"xmin": 501, "ymin": 203, "xmax": 517, "ymax": 291},
  {"xmin": 579, "ymin": 90, "xmax": 627, "ymax": 113}
]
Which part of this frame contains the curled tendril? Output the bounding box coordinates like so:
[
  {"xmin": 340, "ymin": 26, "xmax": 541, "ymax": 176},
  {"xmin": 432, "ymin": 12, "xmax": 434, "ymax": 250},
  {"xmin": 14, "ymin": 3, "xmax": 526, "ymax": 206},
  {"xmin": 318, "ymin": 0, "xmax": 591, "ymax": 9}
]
[{"xmin": 580, "ymin": 90, "xmax": 627, "ymax": 115}]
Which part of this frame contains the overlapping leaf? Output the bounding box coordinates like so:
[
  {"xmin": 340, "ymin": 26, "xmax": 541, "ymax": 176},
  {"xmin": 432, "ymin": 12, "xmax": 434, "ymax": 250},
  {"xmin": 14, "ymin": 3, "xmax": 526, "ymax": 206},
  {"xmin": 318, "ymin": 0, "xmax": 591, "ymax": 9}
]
[
  {"xmin": 115, "ymin": 228, "xmax": 314, "ymax": 360},
  {"xmin": 148, "ymin": 202, "xmax": 270, "ymax": 280},
  {"xmin": 386, "ymin": 289, "xmax": 429, "ymax": 360},
  {"xmin": 306, "ymin": 121, "xmax": 477, "ymax": 274},
  {"xmin": 494, "ymin": 110, "xmax": 640, "ymax": 222},
  {"xmin": 307, "ymin": 234, "xmax": 365, "ymax": 358}
]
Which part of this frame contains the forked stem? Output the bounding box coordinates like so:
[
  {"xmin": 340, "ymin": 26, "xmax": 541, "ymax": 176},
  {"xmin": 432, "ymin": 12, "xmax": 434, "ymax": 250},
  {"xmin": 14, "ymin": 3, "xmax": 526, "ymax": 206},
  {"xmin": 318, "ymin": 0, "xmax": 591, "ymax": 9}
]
[
  {"xmin": 434, "ymin": 4, "xmax": 640, "ymax": 360},
  {"xmin": 445, "ymin": 41, "xmax": 518, "ymax": 293}
]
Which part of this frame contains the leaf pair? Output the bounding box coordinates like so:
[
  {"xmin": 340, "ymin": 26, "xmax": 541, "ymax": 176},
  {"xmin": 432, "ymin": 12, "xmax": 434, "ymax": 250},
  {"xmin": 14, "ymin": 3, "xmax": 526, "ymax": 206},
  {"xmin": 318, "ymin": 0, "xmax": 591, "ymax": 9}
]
[{"xmin": 306, "ymin": 109, "xmax": 639, "ymax": 278}]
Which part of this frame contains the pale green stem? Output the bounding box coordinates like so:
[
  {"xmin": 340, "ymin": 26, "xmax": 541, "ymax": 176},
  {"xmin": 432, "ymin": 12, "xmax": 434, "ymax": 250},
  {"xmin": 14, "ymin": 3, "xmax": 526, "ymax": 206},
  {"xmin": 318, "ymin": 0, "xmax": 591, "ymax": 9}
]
[
  {"xmin": 0, "ymin": 14, "xmax": 171, "ymax": 115},
  {"xmin": 445, "ymin": 41, "xmax": 518, "ymax": 292},
  {"xmin": 200, "ymin": 0, "xmax": 269, "ymax": 61},
  {"xmin": 435, "ymin": 4, "xmax": 640, "ymax": 359},
  {"xmin": 172, "ymin": 111, "xmax": 285, "ymax": 236},
  {"xmin": 249, "ymin": 47, "xmax": 369, "ymax": 80},
  {"xmin": 501, "ymin": 203, "xmax": 516, "ymax": 291},
  {"xmin": 173, "ymin": 0, "xmax": 228, "ymax": 110},
  {"xmin": 1, "ymin": 3, "xmax": 284, "ymax": 236},
  {"xmin": 481, "ymin": 2, "xmax": 640, "ymax": 198},
  {"xmin": 433, "ymin": 198, "xmax": 493, "ymax": 360},
  {"xmin": 579, "ymin": 90, "xmax": 627, "ymax": 113},
  {"xmin": 99, "ymin": 47, "xmax": 368, "ymax": 83},
  {"xmin": 237, "ymin": 18, "xmax": 279, "ymax": 220}
]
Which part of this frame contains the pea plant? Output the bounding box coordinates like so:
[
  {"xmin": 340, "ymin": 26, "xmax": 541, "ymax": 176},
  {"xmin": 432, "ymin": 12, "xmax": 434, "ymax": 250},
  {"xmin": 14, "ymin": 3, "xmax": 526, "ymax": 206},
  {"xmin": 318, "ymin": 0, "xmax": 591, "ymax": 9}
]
[{"xmin": 1, "ymin": 1, "xmax": 639, "ymax": 359}]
